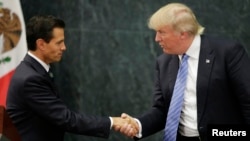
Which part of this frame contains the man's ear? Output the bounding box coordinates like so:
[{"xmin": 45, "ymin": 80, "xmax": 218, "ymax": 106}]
[{"xmin": 36, "ymin": 39, "xmax": 46, "ymax": 51}]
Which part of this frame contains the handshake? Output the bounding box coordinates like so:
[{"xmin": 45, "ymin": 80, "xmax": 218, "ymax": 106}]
[{"xmin": 112, "ymin": 113, "xmax": 140, "ymax": 138}]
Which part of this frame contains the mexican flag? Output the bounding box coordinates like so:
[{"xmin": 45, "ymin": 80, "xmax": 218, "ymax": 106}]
[{"xmin": 0, "ymin": 0, "xmax": 27, "ymax": 107}]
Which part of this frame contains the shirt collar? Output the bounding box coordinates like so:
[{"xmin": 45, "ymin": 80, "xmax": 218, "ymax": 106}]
[
  {"xmin": 185, "ymin": 35, "xmax": 201, "ymax": 60},
  {"xmin": 27, "ymin": 51, "xmax": 50, "ymax": 72}
]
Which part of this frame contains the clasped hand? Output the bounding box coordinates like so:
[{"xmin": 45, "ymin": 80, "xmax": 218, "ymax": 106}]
[{"xmin": 112, "ymin": 113, "xmax": 139, "ymax": 138}]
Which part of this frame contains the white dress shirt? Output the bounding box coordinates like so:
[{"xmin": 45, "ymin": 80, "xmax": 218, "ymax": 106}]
[{"xmin": 179, "ymin": 35, "xmax": 200, "ymax": 137}]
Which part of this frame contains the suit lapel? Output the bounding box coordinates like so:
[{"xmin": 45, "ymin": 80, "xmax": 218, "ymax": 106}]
[
  {"xmin": 24, "ymin": 54, "xmax": 60, "ymax": 97},
  {"xmin": 24, "ymin": 54, "xmax": 48, "ymax": 75},
  {"xmin": 196, "ymin": 36, "xmax": 215, "ymax": 123},
  {"xmin": 168, "ymin": 55, "xmax": 179, "ymax": 95}
]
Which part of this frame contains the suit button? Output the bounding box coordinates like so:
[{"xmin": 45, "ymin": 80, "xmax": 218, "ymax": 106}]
[{"xmin": 199, "ymin": 126, "xmax": 204, "ymax": 131}]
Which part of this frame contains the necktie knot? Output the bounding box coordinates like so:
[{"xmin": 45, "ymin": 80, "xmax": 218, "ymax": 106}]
[
  {"xmin": 48, "ymin": 69, "xmax": 54, "ymax": 81},
  {"xmin": 181, "ymin": 54, "xmax": 188, "ymax": 62}
]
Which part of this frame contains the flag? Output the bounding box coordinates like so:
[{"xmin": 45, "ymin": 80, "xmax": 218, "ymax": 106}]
[{"xmin": 0, "ymin": 0, "xmax": 27, "ymax": 107}]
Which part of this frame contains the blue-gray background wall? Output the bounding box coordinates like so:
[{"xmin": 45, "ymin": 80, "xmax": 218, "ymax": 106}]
[{"xmin": 20, "ymin": 0, "xmax": 250, "ymax": 141}]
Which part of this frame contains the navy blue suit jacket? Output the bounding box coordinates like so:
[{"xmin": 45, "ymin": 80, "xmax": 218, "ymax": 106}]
[
  {"xmin": 137, "ymin": 35, "xmax": 250, "ymax": 140},
  {"xmin": 6, "ymin": 54, "xmax": 111, "ymax": 141}
]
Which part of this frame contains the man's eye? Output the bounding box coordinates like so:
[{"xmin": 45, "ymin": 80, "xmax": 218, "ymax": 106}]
[
  {"xmin": 56, "ymin": 41, "xmax": 63, "ymax": 45},
  {"xmin": 159, "ymin": 31, "xmax": 165, "ymax": 34}
]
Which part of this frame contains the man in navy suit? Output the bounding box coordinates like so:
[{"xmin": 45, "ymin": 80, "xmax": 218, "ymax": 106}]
[
  {"xmin": 6, "ymin": 15, "xmax": 134, "ymax": 141},
  {"xmin": 118, "ymin": 2, "xmax": 250, "ymax": 141}
]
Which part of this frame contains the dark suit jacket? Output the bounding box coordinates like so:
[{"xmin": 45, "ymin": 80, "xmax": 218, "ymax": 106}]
[
  {"xmin": 137, "ymin": 35, "xmax": 250, "ymax": 141},
  {"xmin": 6, "ymin": 54, "xmax": 111, "ymax": 141}
]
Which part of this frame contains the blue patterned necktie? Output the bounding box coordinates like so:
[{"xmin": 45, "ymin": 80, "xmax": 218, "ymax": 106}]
[{"xmin": 164, "ymin": 54, "xmax": 189, "ymax": 141}]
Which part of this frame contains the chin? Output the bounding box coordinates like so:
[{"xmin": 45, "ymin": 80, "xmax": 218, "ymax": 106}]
[{"xmin": 163, "ymin": 49, "xmax": 169, "ymax": 54}]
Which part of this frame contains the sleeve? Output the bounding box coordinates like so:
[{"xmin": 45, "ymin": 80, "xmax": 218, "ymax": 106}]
[
  {"xmin": 137, "ymin": 58, "xmax": 167, "ymax": 138},
  {"xmin": 23, "ymin": 75, "xmax": 111, "ymax": 138},
  {"xmin": 226, "ymin": 42, "xmax": 250, "ymax": 123}
]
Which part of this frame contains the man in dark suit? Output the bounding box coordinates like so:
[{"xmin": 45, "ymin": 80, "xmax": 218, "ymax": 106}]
[
  {"xmin": 6, "ymin": 15, "xmax": 133, "ymax": 141},
  {"xmin": 118, "ymin": 2, "xmax": 250, "ymax": 141}
]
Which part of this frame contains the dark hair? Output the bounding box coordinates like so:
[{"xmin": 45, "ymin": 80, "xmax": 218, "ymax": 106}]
[{"xmin": 26, "ymin": 15, "xmax": 65, "ymax": 51}]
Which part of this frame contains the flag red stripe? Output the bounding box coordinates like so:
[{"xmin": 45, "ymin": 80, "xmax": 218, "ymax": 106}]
[{"xmin": 0, "ymin": 70, "xmax": 15, "ymax": 107}]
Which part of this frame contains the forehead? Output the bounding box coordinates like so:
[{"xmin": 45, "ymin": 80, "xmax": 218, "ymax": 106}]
[
  {"xmin": 51, "ymin": 28, "xmax": 64, "ymax": 38},
  {"xmin": 52, "ymin": 27, "xmax": 64, "ymax": 33}
]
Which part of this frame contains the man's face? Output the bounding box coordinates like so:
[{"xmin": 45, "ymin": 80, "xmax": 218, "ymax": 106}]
[
  {"xmin": 155, "ymin": 25, "xmax": 182, "ymax": 54},
  {"xmin": 43, "ymin": 28, "xmax": 66, "ymax": 64}
]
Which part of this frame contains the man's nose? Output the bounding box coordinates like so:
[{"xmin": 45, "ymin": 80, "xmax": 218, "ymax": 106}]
[{"xmin": 155, "ymin": 32, "xmax": 161, "ymax": 42}]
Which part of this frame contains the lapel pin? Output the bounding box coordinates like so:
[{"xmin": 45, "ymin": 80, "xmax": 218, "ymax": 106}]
[{"xmin": 206, "ymin": 59, "xmax": 210, "ymax": 63}]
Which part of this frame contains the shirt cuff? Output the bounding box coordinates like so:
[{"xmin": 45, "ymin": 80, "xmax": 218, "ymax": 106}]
[
  {"xmin": 109, "ymin": 117, "xmax": 113, "ymax": 129},
  {"xmin": 133, "ymin": 118, "xmax": 142, "ymax": 138}
]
